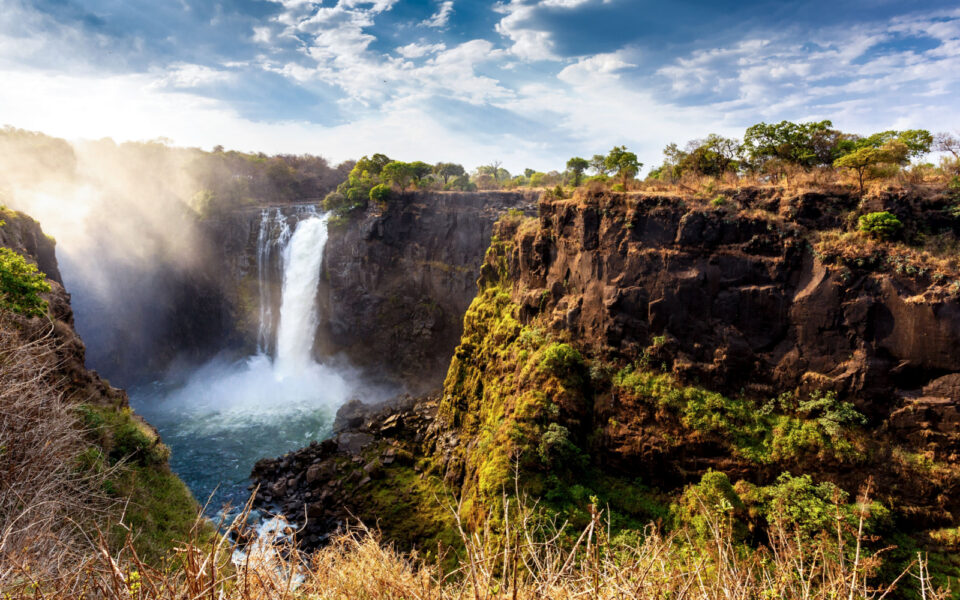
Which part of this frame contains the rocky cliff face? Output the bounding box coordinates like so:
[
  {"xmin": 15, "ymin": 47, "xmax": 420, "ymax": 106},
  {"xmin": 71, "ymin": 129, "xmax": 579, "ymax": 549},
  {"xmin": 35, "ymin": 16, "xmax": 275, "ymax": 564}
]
[
  {"xmin": 252, "ymin": 186, "xmax": 960, "ymax": 557},
  {"xmin": 0, "ymin": 209, "xmax": 125, "ymax": 405},
  {"xmin": 512, "ymin": 188, "xmax": 960, "ymax": 418},
  {"xmin": 318, "ymin": 191, "xmax": 537, "ymax": 391}
]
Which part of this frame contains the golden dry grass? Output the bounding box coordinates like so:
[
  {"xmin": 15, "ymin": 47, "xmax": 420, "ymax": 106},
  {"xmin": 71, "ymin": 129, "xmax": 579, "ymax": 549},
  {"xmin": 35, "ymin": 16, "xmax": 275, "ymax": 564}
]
[{"xmin": 1, "ymin": 483, "xmax": 951, "ymax": 600}]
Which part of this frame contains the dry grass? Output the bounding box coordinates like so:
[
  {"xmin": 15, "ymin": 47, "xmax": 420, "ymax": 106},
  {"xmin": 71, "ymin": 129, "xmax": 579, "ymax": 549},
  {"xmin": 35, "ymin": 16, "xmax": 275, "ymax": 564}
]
[
  {"xmin": 0, "ymin": 315, "xmax": 115, "ymax": 585},
  {"xmin": 1, "ymin": 482, "xmax": 951, "ymax": 600},
  {"xmin": 814, "ymin": 229, "xmax": 960, "ymax": 285}
]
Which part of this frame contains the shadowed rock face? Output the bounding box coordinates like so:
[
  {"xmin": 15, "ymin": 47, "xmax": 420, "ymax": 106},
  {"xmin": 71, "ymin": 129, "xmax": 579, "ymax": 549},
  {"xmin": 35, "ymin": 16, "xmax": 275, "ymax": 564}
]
[
  {"xmin": 317, "ymin": 191, "xmax": 538, "ymax": 392},
  {"xmin": 509, "ymin": 191, "xmax": 960, "ymax": 416}
]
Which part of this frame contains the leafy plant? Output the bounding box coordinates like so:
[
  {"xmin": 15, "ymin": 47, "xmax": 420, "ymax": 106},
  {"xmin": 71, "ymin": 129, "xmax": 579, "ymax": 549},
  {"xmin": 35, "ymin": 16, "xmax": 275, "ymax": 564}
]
[
  {"xmin": 0, "ymin": 247, "xmax": 51, "ymax": 317},
  {"xmin": 369, "ymin": 183, "xmax": 391, "ymax": 205},
  {"xmin": 858, "ymin": 211, "xmax": 903, "ymax": 240}
]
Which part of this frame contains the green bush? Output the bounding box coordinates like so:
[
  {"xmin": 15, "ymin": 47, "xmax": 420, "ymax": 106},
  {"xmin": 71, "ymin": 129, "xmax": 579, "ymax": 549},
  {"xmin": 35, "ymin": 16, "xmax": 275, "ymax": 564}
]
[
  {"xmin": 0, "ymin": 247, "xmax": 51, "ymax": 317},
  {"xmin": 858, "ymin": 211, "xmax": 903, "ymax": 240},
  {"xmin": 369, "ymin": 183, "xmax": 391, "ymax": 205},
  {"xmin": 538, "ymin": 343, "xmax": 584, "ymax": 377},
  {"xmin": 672, "ymin": 470, "xmax": 747, "ymax": 541},
  {"xmin": 711, "ymin": 195, "xmax": 727, "ymax": 207},
  {"xmin": 537, "ymin": 423, "xmax": 586, "ymax": 471}
]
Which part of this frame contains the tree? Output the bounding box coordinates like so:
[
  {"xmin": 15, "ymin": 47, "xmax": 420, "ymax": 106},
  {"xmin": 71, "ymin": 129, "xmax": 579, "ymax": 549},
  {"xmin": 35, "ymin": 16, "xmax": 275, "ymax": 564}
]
[
  {"xmin": 524, "ymin": 168, "xmax": 536, "ymax": 178},
  {"xmin": 565, "ymin": 157, "xmax": 589, "ymax": 186},
  {"xmin": 935, "ymin": 132, "xmax": 960, "ymax": 174},
  {"xmin": 487, "ymin": 160, "xmax": 504, "ymax": 182},
  {"xmin": 408, "ymin": 161, "xmax": 433, "ymax": 186},
  {"xmin": 833, "ymin": 146, "xmax": 890, "ymax": 195},
  {"xmin": 433, "ymin": 162, "xmax": 465, "ymax": 185},
  {"xmin": 353, "ymin": 153, "xmax": 392, "ymax": 177},
  {"xmin": 662, "ymin": 135, "xmax": 743, "ymax": 178},
  {"xmin": 935, "ymin": 132, "xmax": 960, "ymax": 160},
  {"xmin": 842, "ymin": 129, "xmax": 933, "ymax": 163},
  {"xmin": 589, "ymin": 154, "xmax": 610, "ymax": 176},
  {"xmin": 604, "ymin": 146, "xmax": 642, "ymax": 188},
  {"xmin": 380, "ymin": 161, "xmax": 415, "ymax": 190},
  {"xmin": 743, "ymin": 120, "xmax": 844, "ymax": 169}
]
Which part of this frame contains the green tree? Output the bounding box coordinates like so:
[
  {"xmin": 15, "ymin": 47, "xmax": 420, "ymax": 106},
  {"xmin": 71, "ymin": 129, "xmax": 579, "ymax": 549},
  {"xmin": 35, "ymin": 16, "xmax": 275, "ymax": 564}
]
[
  {"xmin": 743, "ymin": 120, "xmax": 844, "ymax": 169},
  {"xmin": 523, "ymin": 168, "xmax": 536, "ymax": 178},
  {"xmin": 433, "ymin": 162, "xmax": 465, "ymax": 185},
  {"xmin": 589, "ymin": 154, "xmax": 610, "ymax": 176},
  {"xmin": 565, "ymin": 157, "xmax": 589, "ymax": 186},
  {"xmin": 380, "ymin": 161, "xmax": 416, "ymax": 190},
  {"xmin": 604, "ymin": 145, "xmax": 642, "ymax": 188},
  {"xmin": 842, "ymin": 129, "xmax": 933, "ymax": 162},
  {"xmin": 408, "ymin": 161, "xmax": 433, "ymax": 185},
  {"xmin": 833, "ymin": 146, "xmax": 892, "ymax": 194},
  {"xmin": 0, "ymin": 247, "xmax": 51, "ymax": 317},
  {"xmin": 353, "ymin": 153, "xmax": 392, "ymax": 177},
  {"xmin": 369, "ymin": 183, "xmax": 391, "ymax": 205}
]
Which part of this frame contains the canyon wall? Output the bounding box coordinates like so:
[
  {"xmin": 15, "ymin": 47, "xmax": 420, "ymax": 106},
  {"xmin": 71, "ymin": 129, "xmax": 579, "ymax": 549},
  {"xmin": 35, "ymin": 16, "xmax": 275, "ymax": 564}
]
[
  {"xmin": 317, "ymin": 191, "xmax": 537, "ymax": 391},
  {"xmin": 253, "ymin": 186, "xmax": 960, "ymax": 554}
]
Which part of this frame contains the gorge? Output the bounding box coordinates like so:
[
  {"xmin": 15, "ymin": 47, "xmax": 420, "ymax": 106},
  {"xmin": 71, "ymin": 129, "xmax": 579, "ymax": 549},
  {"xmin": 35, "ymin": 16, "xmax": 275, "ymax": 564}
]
[{"xmin": 2, "ymin": 152, "xmax": 960, "ymax": 593}]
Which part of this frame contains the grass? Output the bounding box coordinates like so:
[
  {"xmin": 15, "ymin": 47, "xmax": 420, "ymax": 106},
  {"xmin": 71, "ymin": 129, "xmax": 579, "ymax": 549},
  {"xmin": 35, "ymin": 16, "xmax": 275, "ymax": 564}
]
[
  {"xmin": 814, "ymin": 229, "xmax": 960, "ymax": 284},
  {"xmin": 1, "ymin": 482, "xmax": 951, "ymax": 600},
  {"xmin": 76, "ymin": 404, "xmax": 206, "ymax": 564}
]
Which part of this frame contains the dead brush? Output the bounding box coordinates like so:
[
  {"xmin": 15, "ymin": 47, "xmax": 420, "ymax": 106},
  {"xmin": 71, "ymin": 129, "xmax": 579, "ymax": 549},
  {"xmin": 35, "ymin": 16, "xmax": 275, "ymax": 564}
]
[
  {"xmin": 1, "ymin": 477, "xmax": 951, "ymax": 600},
  {"xmin": 0, "ymin": 314, "xmax": 117, "ymax": 586}
]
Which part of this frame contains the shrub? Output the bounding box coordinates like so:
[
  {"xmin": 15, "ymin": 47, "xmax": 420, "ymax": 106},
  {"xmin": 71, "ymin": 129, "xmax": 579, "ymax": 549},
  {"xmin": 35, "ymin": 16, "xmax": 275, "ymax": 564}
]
[
  {"xmin": 538, "ymin": 342, "xmax": 584, "ymax": 377},
  {"xmin": 711, "ymin": 195, "xmax": 727, "ymax": 207},
  {"xmin": 0, "ymin": 247, "xmax": 51, "ymax": 317},
  {"xmin": 369, "ymin": 183, "xmax": 391, "ymax": 205},
  {"xmin": 858, "ymin": 211, "xmax": 903, "ymax": 240},
  {"xmin": 537, "ymin": 423, "xmax": 586, "ymax": 471}
]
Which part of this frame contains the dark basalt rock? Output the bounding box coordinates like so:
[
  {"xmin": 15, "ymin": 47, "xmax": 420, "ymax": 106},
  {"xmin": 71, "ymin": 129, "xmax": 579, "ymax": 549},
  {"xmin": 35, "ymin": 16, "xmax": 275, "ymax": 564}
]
[
  {"xmin": 250, "ymin": 394, "xmax": 437, "ymax": 550},
  {"xmin": 316, "ymin": 191, "xmax": 537, "ymax": 392}
]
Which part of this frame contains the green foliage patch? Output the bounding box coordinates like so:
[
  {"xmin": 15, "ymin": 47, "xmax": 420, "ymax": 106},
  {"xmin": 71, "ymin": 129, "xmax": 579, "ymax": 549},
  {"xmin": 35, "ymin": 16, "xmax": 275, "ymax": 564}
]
[
  {"xmin": 77, "ymin": 404, "xmax": 202, "ymax": 564},
  {"xmin": 612, "ymin": 367, "xmax": 866, "ymax": 464},
  {"xmin": 0, "ymin": 247, "xmax": 51, "ymax": 317},
  {"xmin": 858, "ymin": 211, "xmax": 904, "ymax": 240}
]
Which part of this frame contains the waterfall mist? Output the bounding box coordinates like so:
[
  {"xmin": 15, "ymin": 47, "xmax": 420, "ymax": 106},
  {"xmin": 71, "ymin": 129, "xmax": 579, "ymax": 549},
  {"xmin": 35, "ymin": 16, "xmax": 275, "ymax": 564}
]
[
  {"xmin": 132, "ymin": 212, "xmax": 382, "ymax": 511},
  {"xmin": 0, "ymin": 127, "xmax": 351, "ymax": 383}
]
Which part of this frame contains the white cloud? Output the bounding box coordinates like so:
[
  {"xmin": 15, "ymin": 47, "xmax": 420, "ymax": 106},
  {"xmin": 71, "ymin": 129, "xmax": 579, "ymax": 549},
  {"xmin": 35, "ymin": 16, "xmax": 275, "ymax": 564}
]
[
  {"xmin": 421, "ymin": 1, "xmax": 454, "ymax": 29},
  {"xmin": 152, "ymin": 63, "xmax": 234, "ymax": 89},
  {"xmin": 252, "ymin": 26, "xmax": 272, "ymax": 44},
  {"xmin": 396, "ymin": 42, "xmax": 446, "ymax": 58},
  {"xmin": 557, "ymin": 50, "xmax": 636, "ymax": 85}
]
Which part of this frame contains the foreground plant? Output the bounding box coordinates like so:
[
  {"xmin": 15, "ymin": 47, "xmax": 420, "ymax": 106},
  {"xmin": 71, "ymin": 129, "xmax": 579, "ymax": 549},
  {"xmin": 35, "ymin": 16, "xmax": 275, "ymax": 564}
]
[{"xmin": 1, "ymin": 480, "xmax": 950, "ymax": 600}]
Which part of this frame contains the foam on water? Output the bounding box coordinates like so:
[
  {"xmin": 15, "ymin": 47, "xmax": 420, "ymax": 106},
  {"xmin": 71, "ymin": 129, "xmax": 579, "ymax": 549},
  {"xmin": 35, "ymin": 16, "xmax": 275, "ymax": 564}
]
[{"xmin": 130, "ymin": 210, "xmax": 353, "ymax": 511}]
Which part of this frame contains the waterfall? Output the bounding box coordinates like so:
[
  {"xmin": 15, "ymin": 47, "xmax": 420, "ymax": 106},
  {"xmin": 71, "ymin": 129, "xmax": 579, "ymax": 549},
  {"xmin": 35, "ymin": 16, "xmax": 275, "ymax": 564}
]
[
  {"xmin": 131, "ymin": 205, "xmax": 361, "ymax": 513},
  {"xmin": 255, "ymin": 208, "xmax": 293, "ymax": 353},
  {"xmin": 274, "ymin": 214, "xmax": 327, "ymax": 378}
]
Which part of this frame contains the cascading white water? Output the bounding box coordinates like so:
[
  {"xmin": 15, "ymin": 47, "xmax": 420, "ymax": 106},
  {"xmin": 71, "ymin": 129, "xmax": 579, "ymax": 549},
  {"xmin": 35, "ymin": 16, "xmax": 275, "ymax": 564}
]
[
  {"xmin": 255, "ymin": 208, "xmax": 293, "ymax": 353},
  {"xmin": 274, "ymin": 214, "xmax": 327, "ymax": 378},
  {"xmin": 131, "ymin": 206, "xmax": 365, "ymax": 512}
]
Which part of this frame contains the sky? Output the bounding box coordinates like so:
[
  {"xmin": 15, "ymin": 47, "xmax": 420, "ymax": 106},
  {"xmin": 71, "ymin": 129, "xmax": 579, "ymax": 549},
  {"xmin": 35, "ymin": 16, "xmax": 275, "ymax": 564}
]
[{"xmin": 1, "ymin": 0, "xmax": 959, "ymax": 173}]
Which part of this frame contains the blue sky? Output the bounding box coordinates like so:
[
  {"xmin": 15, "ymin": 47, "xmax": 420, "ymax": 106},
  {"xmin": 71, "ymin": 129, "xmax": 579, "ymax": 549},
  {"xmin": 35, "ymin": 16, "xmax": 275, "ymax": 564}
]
[{"xmin": 1, "ymin": 0, "xmax": 958, "ymax": 172}]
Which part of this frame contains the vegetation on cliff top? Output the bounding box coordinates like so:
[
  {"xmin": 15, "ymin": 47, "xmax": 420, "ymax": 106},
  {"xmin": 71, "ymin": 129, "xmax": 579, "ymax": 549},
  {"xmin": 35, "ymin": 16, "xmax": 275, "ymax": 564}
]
[{"xmin": 0, "ymin": 246, "xmax": 51, "ymax": 316}]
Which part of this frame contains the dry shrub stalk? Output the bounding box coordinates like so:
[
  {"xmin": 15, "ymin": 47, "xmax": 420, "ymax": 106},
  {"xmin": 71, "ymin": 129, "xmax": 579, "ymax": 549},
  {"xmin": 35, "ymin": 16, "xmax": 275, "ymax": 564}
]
[
  {"xmin": 1, "ymin": 482, "xmax": 950, "ymax": 600},
  {"xmin": 0, "ymin": 315, "xmax": 113, "ymax": 585}
]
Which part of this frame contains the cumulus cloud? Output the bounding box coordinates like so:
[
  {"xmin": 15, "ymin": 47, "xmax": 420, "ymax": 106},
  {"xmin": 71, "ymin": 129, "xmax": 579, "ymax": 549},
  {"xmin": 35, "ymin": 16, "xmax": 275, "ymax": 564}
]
[
  {"xmin": 396, "ymin": 42, "xmax": 447, "ymax": 58},
  {"xmin": 421, "ymin": 1, "xmax": 454, "ymax": 29},
  {"xmin": 652, "ymin": 10, "xmax": 960, "ymax": 132}
]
